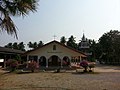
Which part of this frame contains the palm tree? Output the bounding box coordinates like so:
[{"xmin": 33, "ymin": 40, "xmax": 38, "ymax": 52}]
[
  {"xmin": 18, "ymin": 42, "xmax": 25, "ymax": 51},
  {"xmin": 33, "ymin": 42, "xmax": 38, "ymax": 49},
  {"xmin": 38, "ymin": 41, "xmax": 44, "ymax": 47},
  {"xmin": 60, "ymin": 36, "xmax": 66, "ymax": 45},
  {"xmin": 67, "ymin": 35, "xmax": 77, "ymax": 49},
  {"xmin": 12, "ymin": 42, "xmax": 19, "ymax": 50},
  {"xmin": 5, "ymin": 43, "xmax": 13, "ymax": 48},
  {"xmin": 0, "ymin": 0, "xmax": 38, "ymax": 39},
  {"xmin": 27, "ymin": 41, "xmax": 33, "ymax": 49}
]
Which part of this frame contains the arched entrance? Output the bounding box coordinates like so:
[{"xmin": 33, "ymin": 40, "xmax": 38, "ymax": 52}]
[
  {"xmin": 48, "ymin": 55, "xmax": 61, "ymax": 66},
  {"xmin": 39, "ymin": 56, "xmax": 46, "ymax": 66},
  {"xmin": 63, "ymin": 56, "xmax": 70, "ymax": 66}
]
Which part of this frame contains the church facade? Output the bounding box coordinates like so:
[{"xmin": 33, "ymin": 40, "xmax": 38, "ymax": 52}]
[{"xmin": 24, "ymin": 40, "xmax": 86, "ymax": 68}]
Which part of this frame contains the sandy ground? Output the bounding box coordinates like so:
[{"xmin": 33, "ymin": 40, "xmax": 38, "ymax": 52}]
[{"xmin": 0, "ymin": 64, "xmax": 120, "ymax": 90}]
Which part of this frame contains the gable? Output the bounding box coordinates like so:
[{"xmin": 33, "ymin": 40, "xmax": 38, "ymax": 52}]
[{"xmin": 24, "ymin": 41, "xmax": 86, "ymax": 57}]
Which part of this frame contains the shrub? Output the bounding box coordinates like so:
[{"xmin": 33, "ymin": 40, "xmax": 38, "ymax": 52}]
[
  {"xmin": 17, "ymin": 63, "xmax": 27, "ymax": 69},
  {"xmin": 80, "ymin": 61, "xmax": 96, "ymax": 73},
  {"xmin": 6, "ymin": 59, "xmax": 18, "ymax": 72},
  {"xmin": 28, "ymin": 60, "xmax": 38, "ymax": 72},
  {"xmin": 80, "ymin": 60, "xmax": 89, "ymax": 72}
]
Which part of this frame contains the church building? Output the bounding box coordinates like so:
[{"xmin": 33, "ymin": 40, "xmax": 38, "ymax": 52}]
[{"xmin": 24, "ymin": 40, "xmax": 86, "ymax": 68}]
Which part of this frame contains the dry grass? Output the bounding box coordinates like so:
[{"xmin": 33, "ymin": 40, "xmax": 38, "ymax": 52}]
[{"xmin": 0, "ymin": 65, "xmax": 120, "ymax": 90}]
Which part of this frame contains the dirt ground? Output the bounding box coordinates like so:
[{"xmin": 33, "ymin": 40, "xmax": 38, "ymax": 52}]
[{"xmin": 0, "ymin": 64, "xmax": 120, "ymax": 90}]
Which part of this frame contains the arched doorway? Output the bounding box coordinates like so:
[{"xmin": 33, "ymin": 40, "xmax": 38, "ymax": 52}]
[
  {"xmin": 48, "ymin": 55, "xmax": 61, "ymax": 66},
  {"xmin": 39, "ymin": 56, "xmax": 46, "ymax": 66},
  {"xmin": 63, "ymin": 56, "xmax": 70, "ymax": 66}
]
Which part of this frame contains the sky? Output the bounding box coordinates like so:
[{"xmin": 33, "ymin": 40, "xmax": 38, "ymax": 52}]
[{"xmin": 0, "ymin": 0, "xmax": 120, "ymax": 47}]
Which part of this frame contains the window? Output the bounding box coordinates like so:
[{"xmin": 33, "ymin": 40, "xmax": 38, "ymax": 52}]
[{"xmin": 53, "ymin": 45, "xmax": 56, "ymax": 50}]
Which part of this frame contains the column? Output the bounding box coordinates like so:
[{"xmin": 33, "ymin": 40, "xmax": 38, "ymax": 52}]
[
  {"xmin": 37, "ymin": 56, "xmax": 40, "ymax": 68},
  {"xmin": 4, "ymin": 55, "xmax": 6, "ymax": 68},
  {"xmin": 75, "ymin": 57, "xmax": 77, "ymax": 64},
  {"xmin": 78, "ymin": 56, "xmax": 80, "ymax": 63},
  {"xmin": 61, "ymin": 58, "xmax": 63, "ymax": 68},
  {"xmin": 80, "ymin": 56, "xmax": 82, "ymax": 62},
  {"xmin": 46, "ymin": 58, "xmax": 48, "ymax": 68},
  {"xmin": 74, "ymin": 57, "xmax": 75, "ymax": 64},
  {"xmin": 26, "ymin": 55, "xmax": 29, "ymax": 68},
  {"xmin": 69, "ymin": 57, "xmax": 71, "ymax": 66}
]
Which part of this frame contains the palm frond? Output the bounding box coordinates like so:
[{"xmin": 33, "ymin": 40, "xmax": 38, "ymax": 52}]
[
  {"xmin": 5, "ymin": 0, "xmax": 38, "ymax": 16},
  {"xmin": 0, "ymin": 0, "xmax": 39, "ymax": 39},
  {"xmin": 0, "ymin": 14, "xmax": 18, "ymax": 39}
]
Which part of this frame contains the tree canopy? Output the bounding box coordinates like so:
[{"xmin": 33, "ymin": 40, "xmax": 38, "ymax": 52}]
[
  {"xmin": 5, "ymin": 42, "xmax": 25, "ymax": 51},
  {"xmin": 0, "ymin": 0, "xmax": 38, "ymax": 38},
  {"xmin": 98, "ymin": 30, "xmax": 120, "ymax": 64},
  {"xmin": 60, "ymin": 36, "xmax": 66, "ymax": 45},
  {"xmin": 27, "ymin": 41, "xmax": 44, "ymax": 49},
  {"xmin": 67, "ymin": 35, "xmax": 77, "ymax": 49}
]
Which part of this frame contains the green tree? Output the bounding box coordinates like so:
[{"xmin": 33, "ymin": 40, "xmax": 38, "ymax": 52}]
[
  {"xmin": 12, "ymin": 42, "xmax": 19, "ymax": 50},
  {"xmin": 0, "ymin": 0, "xmax": 38, "ymax": 38},
  {"xmin": 5, "ymin": 42, "xmax": 26, "ymax": 51},
  {"xmin": 33, "ymin": 42, "xmax": 38, "ymax": 49},
  {"xmin": 5, "ymin": 43, "xmax": 13, "ymax": 48},
  {"xmin": 18, "ymin": 42, "xmax": 25, "ymax": 51},
  {"xmin": 60, "ymin": 36, "xmax": 66, "ymax": 45},
  {"xmin": 67, "ymin": 35, "xmax": 77, "ymax": 49},
  {"xmin": 38, "ymin": 41, "xmax": 44, "ymax": 47},
  {"xmin": 98, "ymin": 30, "xmax": 120, "ymax": 65},
  {"xmin": 27, "ymin": 41, "xmax": 33, "ymax": 49},
  {"xmin": 27, "ymin": 41, "xmax": 39, "ymax": 49}
]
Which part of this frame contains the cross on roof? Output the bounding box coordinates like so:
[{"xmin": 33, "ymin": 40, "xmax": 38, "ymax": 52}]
[{"xmin": 53, "ymin": 35, "xmax": 57, "ymax": 40}]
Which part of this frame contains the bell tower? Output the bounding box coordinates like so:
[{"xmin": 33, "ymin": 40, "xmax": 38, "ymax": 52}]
[{"xmin": 79, "ymin": 33, "xmax": 92, "ymax": 57}]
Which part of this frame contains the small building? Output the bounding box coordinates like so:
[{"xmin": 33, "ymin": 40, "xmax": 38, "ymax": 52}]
[
  {"xmin": 0, "ymin": 46, "xmax": 25, "ymax": 67},
  {"xmin": 24, "ymin": 40, "xmax": 86, "ymax": 68}
]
